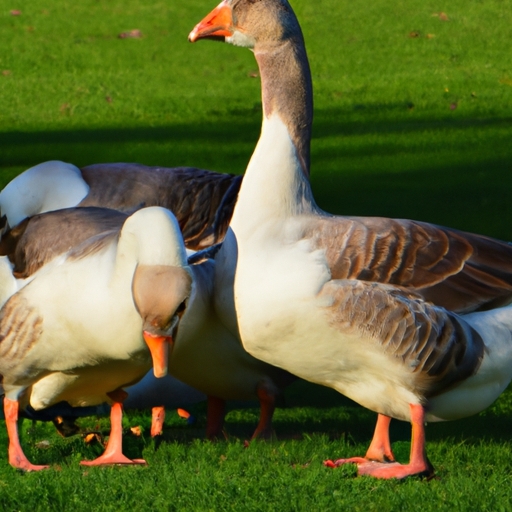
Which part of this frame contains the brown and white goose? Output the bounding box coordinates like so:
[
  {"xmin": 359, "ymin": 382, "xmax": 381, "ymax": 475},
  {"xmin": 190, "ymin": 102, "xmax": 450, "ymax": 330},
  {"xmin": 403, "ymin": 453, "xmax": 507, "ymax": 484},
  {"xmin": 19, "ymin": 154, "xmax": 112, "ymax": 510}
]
[
  {"xmin": 190, "ymin": 0, "xmax": 512, "ymax": 478},
  {"xmin": 1, "ymin": 206, "xmax": 294, "ymax": 441},
  {"xmin": 0, "ymin": 206, "xmax": 192, "ymax": 471},
  {"xmin": 166, "ymin": 253, "xmax": 295, "ymax": 440},
  {"xmin": 127, "ymin": 253, "xmax": 295, "ymax": 440},
  {"xmin": 0, "ymin": 160, "xmax": 241, "ymax": 250}
]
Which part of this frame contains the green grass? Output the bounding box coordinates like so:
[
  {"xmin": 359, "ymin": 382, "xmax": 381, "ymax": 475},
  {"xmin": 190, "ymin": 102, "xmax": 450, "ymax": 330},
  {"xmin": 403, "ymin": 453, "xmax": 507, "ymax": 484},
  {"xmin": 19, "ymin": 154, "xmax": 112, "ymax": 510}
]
[
  {"xmin": 3, "ymin": 381, "xmax": 512, "ymax": 510},
  {"xmin": 1, "ymin": 0, "xmax": 512, "ymax": 508},
  {"xmin": 1, "ymin": 0, "xmax": 511, "ymax": 235}
]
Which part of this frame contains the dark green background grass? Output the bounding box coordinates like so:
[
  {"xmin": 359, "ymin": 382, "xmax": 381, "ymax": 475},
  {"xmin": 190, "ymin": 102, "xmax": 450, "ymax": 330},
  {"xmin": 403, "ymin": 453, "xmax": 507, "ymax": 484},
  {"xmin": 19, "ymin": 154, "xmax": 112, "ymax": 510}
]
[
  {"xmin": 1, "ymin": 0, "xmax": 511, "ymax": 236},
  {"xmin": 1, "ymin": 0, "xmax": 512, "ymax": 508}
]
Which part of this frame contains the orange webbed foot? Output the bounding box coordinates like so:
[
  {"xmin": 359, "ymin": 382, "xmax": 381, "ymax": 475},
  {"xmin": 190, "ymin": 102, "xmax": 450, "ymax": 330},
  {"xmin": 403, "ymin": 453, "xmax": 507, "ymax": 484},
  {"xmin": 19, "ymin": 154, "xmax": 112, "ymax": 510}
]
[
  {"xmin": 10, "ymin": 456, "xmax": 49, "ymax": 472},
  {"xmin": 357, "ymin": 460, "xmax": 433, "ymax": 479},
  {"xmin": 323, "ymin": 457, "xmax": 432, "ymax": 479},
  {"xmin": 80, "ymin": 453, "xmax": 146, "ymax": 466},
  {"xmin": 150, "ymin": 406, "xmax": 165, "ymax": 437},
  {"xmin": 324, "ymin": 456, "xmax": 370, "ymax": 468},
  {"xmin": 325, "ymin": 405, "xmax": 434, "ymax": 480}
]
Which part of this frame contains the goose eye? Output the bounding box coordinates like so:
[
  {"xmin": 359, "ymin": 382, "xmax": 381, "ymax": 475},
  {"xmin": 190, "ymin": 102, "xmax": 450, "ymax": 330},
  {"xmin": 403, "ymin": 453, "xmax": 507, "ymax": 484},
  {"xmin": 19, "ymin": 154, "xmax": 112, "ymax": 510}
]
[{"xmin": 176, "ymin": 300, "xmax": 187, "ymax": 315}]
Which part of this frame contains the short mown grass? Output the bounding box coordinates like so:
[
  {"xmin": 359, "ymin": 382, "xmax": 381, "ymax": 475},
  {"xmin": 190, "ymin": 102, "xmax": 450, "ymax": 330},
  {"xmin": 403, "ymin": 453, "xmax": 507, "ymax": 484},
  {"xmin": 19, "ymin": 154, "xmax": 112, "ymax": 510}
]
[
  {"xmin": 1, "ymin": 0, "xmax": 512, "ymax": 509},
  {"xmin": 3, "ymin": 381, "xmax": 512, "ymax": 510}
]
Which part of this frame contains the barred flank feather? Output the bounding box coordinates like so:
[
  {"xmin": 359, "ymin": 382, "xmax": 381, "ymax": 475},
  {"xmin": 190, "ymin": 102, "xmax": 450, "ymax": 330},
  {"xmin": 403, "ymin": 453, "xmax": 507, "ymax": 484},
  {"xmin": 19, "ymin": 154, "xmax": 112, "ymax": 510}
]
[{"xmin": 0, "ymin": 296, "xmax": 42, "ymax": 365}]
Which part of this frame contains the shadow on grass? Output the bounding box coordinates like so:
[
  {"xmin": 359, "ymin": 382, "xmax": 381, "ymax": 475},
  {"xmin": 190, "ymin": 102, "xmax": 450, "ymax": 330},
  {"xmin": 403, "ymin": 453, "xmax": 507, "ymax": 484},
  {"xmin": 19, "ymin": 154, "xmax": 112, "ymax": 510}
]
[
  {"xmin": 139, "ymin": 379, "xmax": 512, "ymax": 449},
  {"xmin": 2, "ymin": 109, "xmax": 510, "ymax": 150},
  {"xmin": 1, "ymin": 108, "xmax": 510, "ymax": 168},
  {"xmin": 2, "ymin": 109, "xmax": 511, "ymax": 235}
]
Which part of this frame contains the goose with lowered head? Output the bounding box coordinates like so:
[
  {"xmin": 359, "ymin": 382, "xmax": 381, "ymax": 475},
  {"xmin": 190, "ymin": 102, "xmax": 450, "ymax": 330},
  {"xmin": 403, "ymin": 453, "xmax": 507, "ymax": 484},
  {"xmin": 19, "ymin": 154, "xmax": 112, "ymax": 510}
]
[
  {"xmin": 1, "ymin": 206, "xmax": 294, "ymax": 442},
  {"xmin": 190, "ymin": 0, "xmax": 512, "ymax": 478},
  {"xmin": 128, "ymin": 250, "xmax": 295, "ymax": 441},
  {"xmin": 0, "ymin": 206, "xmax": 192, "ymax": 471}
]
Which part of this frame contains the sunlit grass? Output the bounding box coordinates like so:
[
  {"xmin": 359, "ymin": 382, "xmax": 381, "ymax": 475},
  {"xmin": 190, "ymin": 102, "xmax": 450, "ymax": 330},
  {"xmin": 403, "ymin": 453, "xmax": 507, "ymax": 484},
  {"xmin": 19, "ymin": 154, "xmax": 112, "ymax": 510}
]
[
  {"xmin": 2, "ymin": 381, "xmax": 512, "ymax": 510},
  {"xmin": 1, "ymin": 0, "xmax": 511, "ymax": 234}
]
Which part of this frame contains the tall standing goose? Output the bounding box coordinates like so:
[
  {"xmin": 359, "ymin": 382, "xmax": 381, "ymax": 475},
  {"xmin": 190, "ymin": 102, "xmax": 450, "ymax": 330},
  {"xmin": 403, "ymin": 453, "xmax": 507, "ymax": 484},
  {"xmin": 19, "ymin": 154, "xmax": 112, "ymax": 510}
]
[
  {"xmin": 0, "ymin": 206, "xmax": 192, "ymax": 471},
  {"xmin": 190, "ymin": 0, "xmax": 512, "ymax": 478},
  {"xmin": 0, "ymin": 160, "xmax": 241, "ymax": 250},
  {"xmin": 1, "ymin": 206, "xmax": 294, "ymax": 441}
]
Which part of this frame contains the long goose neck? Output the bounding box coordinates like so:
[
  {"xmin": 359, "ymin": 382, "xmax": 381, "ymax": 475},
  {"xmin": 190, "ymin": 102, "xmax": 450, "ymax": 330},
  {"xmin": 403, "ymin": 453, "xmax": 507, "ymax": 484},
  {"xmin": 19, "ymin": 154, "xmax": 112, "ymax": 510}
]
[
  {"xmin": 113, "ymin": 207, "xmax": 188, "ymax": 281},
  {"xmin": 257, "ymin": 36, "xmax": 313, "ymax": 176},
  {"xmin": 231, "ymin": 35, "xmax": 315, "ymax": 230}
]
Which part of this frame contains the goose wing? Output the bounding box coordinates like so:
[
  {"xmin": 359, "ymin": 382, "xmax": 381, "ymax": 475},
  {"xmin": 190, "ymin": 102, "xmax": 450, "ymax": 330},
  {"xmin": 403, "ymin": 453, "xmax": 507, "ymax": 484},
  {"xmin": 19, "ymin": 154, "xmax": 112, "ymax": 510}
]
[
  {"xmin": 0, "ymin": 207, "xmax": 126, "ymax": 278},
  {"xmin": 321, "ymin": 278, "xmax": 485, "ymax": 399},
  {"xmin": 309, "ymin": 215, "xmax": 512, "ymax": 313},
  {"xmin": 80, "ymin": 163, "xmax": 242, "ymax": 249}
]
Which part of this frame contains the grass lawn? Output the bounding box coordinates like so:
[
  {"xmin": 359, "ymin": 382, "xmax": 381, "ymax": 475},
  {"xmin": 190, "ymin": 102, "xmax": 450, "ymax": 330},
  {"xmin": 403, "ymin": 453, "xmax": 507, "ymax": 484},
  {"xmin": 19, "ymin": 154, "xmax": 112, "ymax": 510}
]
[
  {"xmin": 2, "ymin": 383, "xmax": 512, "ymax": 510},
  {"xmin": 1, "ymin": 0, "xmax": 512, "ymax": 509}
]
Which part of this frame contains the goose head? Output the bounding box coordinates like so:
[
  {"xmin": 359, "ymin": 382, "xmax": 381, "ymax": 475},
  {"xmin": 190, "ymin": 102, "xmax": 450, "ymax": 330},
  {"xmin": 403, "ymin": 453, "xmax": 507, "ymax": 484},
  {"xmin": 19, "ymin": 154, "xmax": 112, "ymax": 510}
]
[
  {"xmin": 121, "ymin": 207, "xmax": 193, "ymax": 378},
  {"xmin": 133, "ymin": 264, "xmax": 191, "ymax": 377},
  {"xmin": 189, "ymin": 0, "xmax": 313, "ymax": 177},
  {"xmin": 189, "ymin": 0, "xmax": 302, "ymax": 50}
]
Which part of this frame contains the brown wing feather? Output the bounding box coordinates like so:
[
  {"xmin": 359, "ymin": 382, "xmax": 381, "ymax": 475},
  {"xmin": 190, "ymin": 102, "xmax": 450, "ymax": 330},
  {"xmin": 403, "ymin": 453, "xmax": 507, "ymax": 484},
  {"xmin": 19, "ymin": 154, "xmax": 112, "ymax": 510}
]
[
  {"xmin": 80, "ymin": 164, "xmax": 242, "ymax": 250},
  {"xmin": 323, "ymin": 280, "xmax": 485, "ymax": 398},
  {"xmin": 308, "ymin": 215, "xmax": 512, "ymax": 313},
  {"xmin": 0, "ymin": 295, "xmax": 43, "ymax": 370},
  {"xmin": 0, "ymin": 207, "xmax": 127, "ymax": 278}
]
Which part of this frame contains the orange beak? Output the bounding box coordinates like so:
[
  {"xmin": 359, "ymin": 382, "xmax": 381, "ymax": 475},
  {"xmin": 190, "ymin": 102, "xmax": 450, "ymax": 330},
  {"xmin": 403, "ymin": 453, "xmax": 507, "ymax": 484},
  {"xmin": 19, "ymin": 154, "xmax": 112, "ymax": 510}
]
[
  {"xmin": 189, "ymin": 0, "xmax": 234, "ymax": 42},
  {"xmin": 143, "ymin": 331, "xmax": 173, "ymax": 378}
]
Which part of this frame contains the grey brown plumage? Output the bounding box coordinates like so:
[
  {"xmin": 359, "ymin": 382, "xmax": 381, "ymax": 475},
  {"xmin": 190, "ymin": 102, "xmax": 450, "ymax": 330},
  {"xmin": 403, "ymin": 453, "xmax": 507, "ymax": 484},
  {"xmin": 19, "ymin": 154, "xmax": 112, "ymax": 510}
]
[
  {"xmin": 322, "ymin": 279, "xmax": 485, "ymax": 399},
  {"xmin": 0, "ymin": 297, "xmax": 43, "ymax": 367},
  {"xmin": 0, "ymin": 162, "xmax": 242, "ymax": 254},
  {"xmin": 306, "ymin": 215, "xmax": 512, "ymax": 314},
  {"xmin": 79, "ymin": 164, "xmax": 242, "ymax": 249},
  {"xmin": 0, "ymin": 208, "xmax": 224, "ymax": 280},
  {"xmin": 0, "ymin": 207, "xmax": 127, "ymax": 278}
]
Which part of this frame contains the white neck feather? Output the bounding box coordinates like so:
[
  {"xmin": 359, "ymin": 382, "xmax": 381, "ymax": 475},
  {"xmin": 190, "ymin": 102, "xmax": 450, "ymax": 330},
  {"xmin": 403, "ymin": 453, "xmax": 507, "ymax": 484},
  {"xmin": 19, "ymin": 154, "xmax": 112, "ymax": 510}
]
[
  {"xmin": 0, "ymin": 256, "xmax": 17, "ymax": 308},
  {"xmin": 229, "ymin": 113, "xmax": 315, "ymax": 236},
  {"xmin": 115, "ymin": 207, "xmax": 188, "ymax": 273}
]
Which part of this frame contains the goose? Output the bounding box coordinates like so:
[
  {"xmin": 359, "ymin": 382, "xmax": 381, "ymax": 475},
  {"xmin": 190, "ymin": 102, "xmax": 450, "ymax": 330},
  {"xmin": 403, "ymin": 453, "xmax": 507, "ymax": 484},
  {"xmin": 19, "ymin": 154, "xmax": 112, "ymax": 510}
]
[
  {"xmin": 0, "ymin": 206, "xmax": 192, "ymax": 471},
  {"xmin": 0, "ymin": 160, "xmax": 242, "ymax": 250},
  {"xmin": 165, "ymin": 252, "xmax": 295, "ymax": 440},
  {"xmin": 1, "ymin": 206, "xmax": 294, "ymax": 441},
  {"xmin": 126, "ymin": 253, "xmax": 295, "ymax": 440},
  {"xmin": 189, "ymin": 0, "xmax": 512, "ymax": 478},
  {"xmin": 0, "ymin": 207, "xmax": 206, "ymax": 436}
]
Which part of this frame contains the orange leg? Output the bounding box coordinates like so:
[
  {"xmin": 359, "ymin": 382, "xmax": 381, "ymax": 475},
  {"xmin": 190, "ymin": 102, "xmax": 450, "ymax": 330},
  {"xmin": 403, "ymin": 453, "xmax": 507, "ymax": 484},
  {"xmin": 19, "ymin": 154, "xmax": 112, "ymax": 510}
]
[
  {"xmin": 4, "ymin": 397, "xmax": 49, "ymax": 471},
  {"xmin": 206, "ymin": 396, "xmax": 227, "ymax": 440},
  {"xmin": 251, "ymin": 383, "xmax": 276, "ymax": 440},
  {"xmin": 324, "ymin": 413, "xmax": 395, "ymax": 467},
  {"xmin": 80, "ymin": 400, "xmax": 146, "ymax": 466},
  {"xmin": 325, "ymin": 404, "xmax": 434, "ymax": 479},
  {"xmin": 365, "ymin": 414, "xmax": 395, "ymax": 462},
  {"xmin": 150, "ymin": 406, "xmax": 166, "ymax": 437}
]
